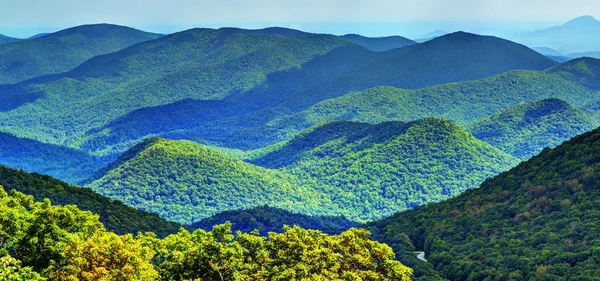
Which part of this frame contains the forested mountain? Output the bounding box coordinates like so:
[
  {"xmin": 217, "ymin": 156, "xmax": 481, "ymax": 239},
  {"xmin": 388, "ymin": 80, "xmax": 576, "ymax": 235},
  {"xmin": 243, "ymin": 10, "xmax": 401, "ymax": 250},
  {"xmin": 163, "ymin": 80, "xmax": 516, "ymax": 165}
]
[
  {"xmin": 250, "ymin": 119, "xmax": 518, "ymax": 221},
  {"xmin": 87, "ymin": 138, "xmax": 334, "ymax": 225},
  {"xmin": 0, "ymin": 165, "xmax": 180, "ymax": 237},
  {"xmin": 0, "ymin": 24, "xmax": 161, "ymax": 84},
  {"xmin": 467, "ymin": 98, "xmax": 599, "ymax": 159},
  {"xmin": 78, "ymin": 31, "xmax": 556, "ymax": 153},
  {"xmin": 366, "ymin": 123, "xmax": 600, "ymax": 280},
  {"xmin": 191, "ymin": 205, "xmax": 358, "ymax": 234},
  {"xmin": 0, "ymin": 132, "xmax": 105, "ymax": 183},
  {"xmin": 341, "ymin": 34, "xmax": 416, "ymax": 51},
  {"xmin": 0, "ymin": 34, "xmax": 20, "ymax": 44},
  {"xmin": 249, "ymin": 58, "xmax": 600, "ymax": 149},
  {"xmin": 1, "ymin": 187, "xmax": 412, "ymax": 280}
]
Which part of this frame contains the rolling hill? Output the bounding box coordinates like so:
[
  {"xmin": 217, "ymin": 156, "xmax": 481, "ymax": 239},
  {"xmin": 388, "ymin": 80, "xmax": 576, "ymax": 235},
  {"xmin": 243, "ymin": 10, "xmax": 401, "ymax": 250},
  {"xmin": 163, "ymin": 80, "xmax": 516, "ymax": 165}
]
[
  {"xmin": 466, "ymin": 98, "xmax": 599, "ymax": 160},
  {"xmin": 237, "ymin": 58, "xmax": 600, "ymax": 149},
  {"xmin": 0, "ymin": 24, "xmax": 161, "ymax": 84},
  {"xmin": 248, "ymin": 119, "xmax": 519, "ymax": 221},
  {"xmin": 87, "ymin": 138, "xmax": 334, "ymax": 225},
  {"xmin": 79, "ymin": 31, "xmax": 556, "ymax": 153},
  {"xmin": 0, "ymin": 164, "xmax": 180, "ymax": 237},
  {"xmin": 190, "ymin": 205, "xmax": 358, "ymax": 234},
  {"xmin": 88, "ymin": 119, "xmax": 518, "ymax": 224},
  {"xmin": 366, "ymin": 121, "xmax": 600, "ymax": 280}
]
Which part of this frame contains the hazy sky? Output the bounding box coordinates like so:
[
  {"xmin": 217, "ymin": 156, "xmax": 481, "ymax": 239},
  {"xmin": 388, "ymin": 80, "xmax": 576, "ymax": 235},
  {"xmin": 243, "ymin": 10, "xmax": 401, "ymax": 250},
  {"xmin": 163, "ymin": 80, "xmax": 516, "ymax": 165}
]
[{"xmin": 0, "ymin": 0, "xmax": 598, "ymax": 38}]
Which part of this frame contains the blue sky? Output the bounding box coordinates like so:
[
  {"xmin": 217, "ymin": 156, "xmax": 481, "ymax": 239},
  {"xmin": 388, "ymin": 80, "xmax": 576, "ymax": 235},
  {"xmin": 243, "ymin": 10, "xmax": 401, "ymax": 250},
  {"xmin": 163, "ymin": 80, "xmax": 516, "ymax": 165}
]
[{"xmin": 0, "ymin": 0, "xmax": 598, "ymax": 38}]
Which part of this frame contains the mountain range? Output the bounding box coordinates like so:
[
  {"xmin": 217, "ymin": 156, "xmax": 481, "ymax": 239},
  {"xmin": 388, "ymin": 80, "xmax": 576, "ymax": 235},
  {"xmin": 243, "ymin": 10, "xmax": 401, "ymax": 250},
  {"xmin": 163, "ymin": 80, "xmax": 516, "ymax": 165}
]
[{"xmin": 517, "ymin": 15, "xmax": 600, "ymax": 54}]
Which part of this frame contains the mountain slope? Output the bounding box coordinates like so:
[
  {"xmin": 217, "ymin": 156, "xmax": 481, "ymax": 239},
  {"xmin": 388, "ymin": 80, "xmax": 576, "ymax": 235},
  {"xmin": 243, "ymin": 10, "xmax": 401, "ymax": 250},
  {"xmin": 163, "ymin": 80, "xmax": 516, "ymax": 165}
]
[
  {"xmin": 248, "ymin": 58, "xmax": 600, "ymax": 149},
  {"xmin": 190, "ymin": 205, "xmax": 358, "ymax": 234},
  {"xmin": 88, "ymin": 138, "xmax": 334, "ymax": 224},
  {"xmin": 0, "ymin": 27, "xmax": 353, "ymax": 149},
  {"xmin": 0, "ymin": 133, "xmax": 105, "ymax": 184},
  {"xmin": 520, "ymin": 15, "xmax": 600, "ymax": 54},
  {"xmin": 0, "ymin": 34, "xmax": 20, "ymax": 44},
  {"xmin": 467, "ymin": 98, "xmax": 599, "ymax": 160},
  {"xmin": 366, "ymin": 126, "xmax": 600, "ymax": 280},
  {"xmin": 341, "ymin": 34, "xmax": 416, "ymax": 51},
  {"xmin": 87, "ymin": 31, "xmax": 557, "ymax": 152},
  {"xmin": 249, "ymin": 119, "xmax": 519, "ymax": 221},
  {"xmin": 0, "ymin": 165, "xmax": 180, "ymax": 237},
  {"xmin": 0, "ymin": 24, "xmax": 161, "ymax": 84}
]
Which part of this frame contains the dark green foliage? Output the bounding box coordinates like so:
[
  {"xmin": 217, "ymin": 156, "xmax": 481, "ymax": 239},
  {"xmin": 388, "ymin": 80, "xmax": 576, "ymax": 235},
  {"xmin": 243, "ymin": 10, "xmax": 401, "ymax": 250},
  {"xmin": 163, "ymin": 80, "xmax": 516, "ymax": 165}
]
[
  {"xmin": 0, "ymin": 132, "xmax": 106, "ymax": 184},
  {"xmin": 366, "ymin": 125, "xmax": 600, "ymax": 280},
  {"xmin": 88, "ymin": 138, "xmax": 335, "ymax": 225},
  {"xmin": 190, "ymin": 205, "xmax": 358, "ymax": 234},
  {"xmin": 0, "ymin": 164, "xmax": 180, "ymax": 237},
  {"xmin": 0, "ymin": 24, "xmax": 161, "ymax": 84},
  {"xmin": 341, "ymin": 34, "xmax": 416, "ymax": 51},
  {"xmin": 467, "ymin": 98, "xmax": 599, "ymax": 160}
]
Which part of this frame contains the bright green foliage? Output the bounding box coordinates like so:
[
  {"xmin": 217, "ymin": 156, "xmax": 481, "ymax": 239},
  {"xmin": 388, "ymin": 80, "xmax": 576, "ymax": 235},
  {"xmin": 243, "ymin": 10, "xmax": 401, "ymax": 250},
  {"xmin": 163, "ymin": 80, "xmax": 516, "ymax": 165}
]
[
  {"xmin": 89, "ymin": 119, "xmax": 517, "ymax": 224},
  {"xmin": 0, "ymin": 188, "xmax": 411, "ymax": 280},
  {"xmin": 46, "ymin": 232, "xmax": 159, "ymax": 281},
  {"xmin": 88, "ymin": 138, "xmax": 334, "ymax": 224},
  {"xmin": 190, "ymin": 205, "xmax": 358, "ymax": 234},
  {"xmin": 467, "ymin": 98, "xmax": 599, "ymax": 159},
  {"xmin": 159, "ymin": 223, "xmax": 412, "ymax": 281},
  {"xmin": 0, "ymin": 255, "xmax": 46, "ymax": 281},
  {"xmin": 0, "ymin": 165, "xmax": 181, "ymax": 237},
  {"xmin": 251, "ymin": 119, "xmax": 518, "ymax": 221},
  {"xmin": 0, "ymin": 24, "xmax": 161, "ymax": 84},
  {"xmin": 366, "ymin": 124, "xmax": 600, "ymax": 280}
]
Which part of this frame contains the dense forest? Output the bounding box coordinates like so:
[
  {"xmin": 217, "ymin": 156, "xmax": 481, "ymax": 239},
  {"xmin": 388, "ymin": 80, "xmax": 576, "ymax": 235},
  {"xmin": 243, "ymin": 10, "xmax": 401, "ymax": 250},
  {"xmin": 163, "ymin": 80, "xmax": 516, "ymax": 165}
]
[
  {"xmin": 89, "ymin": 119, "xmax": 517, "ymax": 224},
  {"xmin": 365, "ymin": 122, "xmax": 600, "ymax": 280},
  {"xmin": 0, "ymin": 187, "xmax": 412, "ymax": 280}
]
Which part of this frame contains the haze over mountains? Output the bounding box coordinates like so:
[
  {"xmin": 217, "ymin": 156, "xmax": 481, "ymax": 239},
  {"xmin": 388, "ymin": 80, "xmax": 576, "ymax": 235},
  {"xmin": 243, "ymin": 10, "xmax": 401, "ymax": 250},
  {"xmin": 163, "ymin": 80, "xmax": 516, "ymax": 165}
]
[{"xmin": 2, "ymin": 13, "xmax": 600, "ymax": 280}]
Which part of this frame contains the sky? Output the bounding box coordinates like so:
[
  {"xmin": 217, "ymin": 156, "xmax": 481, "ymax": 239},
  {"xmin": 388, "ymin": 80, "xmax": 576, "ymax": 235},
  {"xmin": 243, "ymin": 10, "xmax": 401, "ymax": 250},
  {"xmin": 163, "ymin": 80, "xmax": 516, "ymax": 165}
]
[{"xmin": 0, "ymin": 0, "xmax": 598, "ymax": 38}]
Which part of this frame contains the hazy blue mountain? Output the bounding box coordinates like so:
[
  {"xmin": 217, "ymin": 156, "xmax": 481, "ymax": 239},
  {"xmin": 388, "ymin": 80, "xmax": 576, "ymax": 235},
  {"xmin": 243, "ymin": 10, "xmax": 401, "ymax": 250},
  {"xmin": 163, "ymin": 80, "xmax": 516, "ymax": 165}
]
[
  {"xmin": 520, "ymin": 15, "xmax": 600, "ymax": 54},
  {"xmin": 533, "ymin": 46, "xmax": 562, "ymax": 56},
  {"xmin": 0, "ymin": 34, "xmax": 20, "ymax": 44},
  {"xmin": 0, "ymin": 23, "xmax": 162, "ymax": 84},
  {"xmin": 415, "ymin": 30, "xmax": 448, "ymax": 42},
  {"xmin": 568, "ymin": 51, "xmax": 600, "ymax": 59},
  {"xmin": 27, "ymin": 33, "xmax": 50, "ymax": 39},
  {"xmin": 341, "ymin": 34, "xmax": 416, "ymax": 51}
]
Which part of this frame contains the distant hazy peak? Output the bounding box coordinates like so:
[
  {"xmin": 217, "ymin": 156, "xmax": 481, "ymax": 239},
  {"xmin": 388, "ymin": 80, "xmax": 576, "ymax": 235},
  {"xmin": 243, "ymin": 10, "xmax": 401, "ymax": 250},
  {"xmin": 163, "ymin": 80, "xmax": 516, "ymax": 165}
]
[{"xmin": 565, "ymin": 15, "xmax": 600, "ymax": 26}]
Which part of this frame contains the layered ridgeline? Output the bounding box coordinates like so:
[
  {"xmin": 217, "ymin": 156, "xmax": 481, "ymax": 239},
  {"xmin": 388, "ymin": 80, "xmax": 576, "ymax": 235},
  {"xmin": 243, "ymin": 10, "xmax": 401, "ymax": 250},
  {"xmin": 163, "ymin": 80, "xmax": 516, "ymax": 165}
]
[
  {"xmin": 341, "ymin": 34, "xmax": 416, "ymax": 51},
  {"xmin": 467, "ymin": 98, "xmax": 599, "ymax": 160},
  {"xmin": 518, "ymin": 15, "xmax": 600, "ymax": 54},
  {"xmin": 0, "ymin": 132, "xmax": 106, "ymax": 183},
  {"xmin": 0, "ymin": 34, "xmax": 20, "ymax": 44},
  {"xmin": 87, "ymin": 138, "xmax": 335, "ymax": 225},
  {"xmin": 0, "ymin": 24, "xmax": 161, "ymax": 84},
  {"xmin": 366, "ymin": 124, "xmax": 600, "ymax": 280},
  {"xmin": 1, "ymin": 188, "xmax": 412, "ymax": 281},
  {"xmin": 191, "ymin": 205, "xmax": 359, "ymax": 234},
  {"xmin": 89, "ymin": 119, "xmax": 518, "ymax": 224},
  {"xmin": 0, "ymin": 27, "xmax": 355, "ymax": 149},
  {"xmin": 80, "ymin": 31, "xmax": 555, "ymax": 152},
  {"xmin": 252, "ymin": 58, "xmax": 600, "ymax": 149},
  {"xmin": 0, "ymin": 165, "xmax": 180, "ymax": 237}
]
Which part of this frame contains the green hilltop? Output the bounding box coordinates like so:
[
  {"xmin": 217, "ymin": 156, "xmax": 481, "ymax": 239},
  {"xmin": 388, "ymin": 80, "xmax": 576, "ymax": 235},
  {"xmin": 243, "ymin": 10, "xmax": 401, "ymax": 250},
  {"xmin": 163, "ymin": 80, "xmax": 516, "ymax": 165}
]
[
  {"xmin": 89, "ymin": 119, "xmax": 518, "ymax": 224},
  {"xmin": 366, "ymin": 119, "xmax": 600, "ymax": 280}
]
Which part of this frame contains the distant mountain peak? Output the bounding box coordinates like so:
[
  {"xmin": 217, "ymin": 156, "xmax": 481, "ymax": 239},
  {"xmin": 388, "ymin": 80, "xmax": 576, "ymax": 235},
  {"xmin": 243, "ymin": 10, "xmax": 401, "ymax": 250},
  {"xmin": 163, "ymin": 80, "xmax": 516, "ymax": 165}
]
[{"xmin": 565, "ymin": 15, "xmax": 599, "ymax": 25}]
